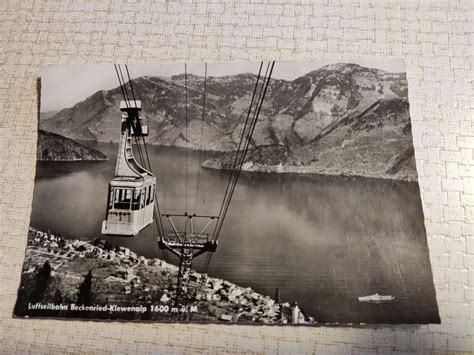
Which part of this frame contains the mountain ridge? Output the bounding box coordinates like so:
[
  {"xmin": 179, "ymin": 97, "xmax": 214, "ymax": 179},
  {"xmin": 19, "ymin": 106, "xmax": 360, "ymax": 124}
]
[
  {"xmin": 41, "ymin": 63, "xmax": 416, "ymax": 180},
  {"xmin": 37, "ymin": 129, "xmax": 107, "ymax": 161}
]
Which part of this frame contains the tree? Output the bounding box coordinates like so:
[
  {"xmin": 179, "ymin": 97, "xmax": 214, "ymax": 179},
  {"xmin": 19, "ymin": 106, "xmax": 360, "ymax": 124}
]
[
  {"xmin": 32, "ymin": 261, "xmax": 52, "ymax": 303},
  {"xmin": 52, "ymin": 288, "xmax": 64, "ymax": 317},
  {"xmin": 77, "ymin": 270, "xmax": 94, "ymax": 306},
  {"xmin": 54, "ymin": 288, "xmax": 63, "ymax": 304},
  {"xmin": 104, "ymin": 241, "xmax": 113, "ymax": 251},
  {"xmin": 13, "ymin": 286, "xmax": 28, "ymax": 316}
]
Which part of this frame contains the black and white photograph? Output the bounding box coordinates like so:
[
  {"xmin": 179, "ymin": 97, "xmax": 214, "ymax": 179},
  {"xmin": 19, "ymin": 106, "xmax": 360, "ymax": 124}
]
[{"xmin": 14, "ymin": 59, "xmax": 440, "ymax": 325}]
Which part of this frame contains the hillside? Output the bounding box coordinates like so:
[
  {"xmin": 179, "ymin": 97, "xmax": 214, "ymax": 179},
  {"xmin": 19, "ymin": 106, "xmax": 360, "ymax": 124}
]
[
  {"xmin": 37, "ymin": 130, "xmax": 107, "ymax": 161},
  {"xmin": 41, "ymin": 63, "xmax": 416, "ymax": 179},
  {"xmin": 203, "ymin": 97, "xmax": 416, "ymax": 180},
  {"xmin": 40, "ymin": 111, "xmax": 58, "ymax": 120},
  {"xmin": 15, "ymin": 227, "xmax": 310, "ymax": 324}
]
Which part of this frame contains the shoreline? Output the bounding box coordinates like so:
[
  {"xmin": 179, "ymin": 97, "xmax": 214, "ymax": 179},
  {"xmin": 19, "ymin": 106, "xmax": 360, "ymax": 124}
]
[
  {"xmin": 37, "ymin": 157, "xmax": 108, "ymax": 162},
  {"xmin": 201, "ymin": 159, "xmax": 419, "ymax": 183},
  {"xmin": 77, "ymin": 140, "xmax": 419, "ymax": 182}
]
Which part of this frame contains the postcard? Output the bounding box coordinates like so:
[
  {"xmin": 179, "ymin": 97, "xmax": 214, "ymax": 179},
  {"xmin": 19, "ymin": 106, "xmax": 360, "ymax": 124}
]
[{"xmin": 14, "ymin": 59, "xmax": 439, "ymax": 324}]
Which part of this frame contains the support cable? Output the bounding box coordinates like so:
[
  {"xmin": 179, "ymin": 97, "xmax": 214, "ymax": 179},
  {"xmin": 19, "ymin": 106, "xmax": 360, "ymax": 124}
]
[
  {"xmin": 125, "ymin": 65, "xmax": 138, "ymax": 105},
  {"xmin": 212, "ymin": 63, "xmax": 268, "ymax": 240},
  {"xmin": 194, "ymin": 63, "xmax": 207, "ymax": 214},
  {"xmin": 212, "ymin": 61, "xmax": 274, "ymax": 243},
  {"xmin": 219, "ymin": 62, "xmax": 274, "ymax": 233},
  {"xmin": 120, "ymin": 65, "xmax": 170, "ymax": 286},
  {"xmin": 120, "ymin": 64, "xmax": 165, "ymax": 239},
  {"xmin": 116, "ymin": 65, "xmax": 146, "ymax": 167},
  {"xmin": 119, "ymin": 62, "xmax": 275, "ymax": 305},
  {"xmin": 211, "ymin": 62, "xmax": 263, "ymax": 241},
  {"xmin": 114, "ymin": 65, "xmax": 130, "ymax": 106},
  {"xmin": 196, "ymin": 61, "xmax": 274, "ymax": 297},
  {"xmin": 185, "ymin": 64, "xmax": 189, "ymax": 214}
]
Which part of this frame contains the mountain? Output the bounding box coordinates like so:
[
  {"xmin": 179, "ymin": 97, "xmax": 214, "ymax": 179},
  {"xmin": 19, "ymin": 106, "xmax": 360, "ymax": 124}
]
[
  {"xmin": 205, "ymin": 97, "xmax": 415, "ymax": 180},
  {"xmin": 40, "ymin": 111, "xmax": 58, "ymax": 120},
  {"xmin": 37, "ymin": 130, "xmax": 107, "ymax": 161},
  {"xmin": 41, "ymin": 63, "xmax": 415, "ymax": 180}
]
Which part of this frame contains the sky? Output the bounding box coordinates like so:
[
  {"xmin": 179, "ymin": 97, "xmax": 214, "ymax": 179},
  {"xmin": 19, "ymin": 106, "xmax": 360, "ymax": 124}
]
[{"xmin": 41, "ymin": 58, "xmax": 405, "ymax": 112}]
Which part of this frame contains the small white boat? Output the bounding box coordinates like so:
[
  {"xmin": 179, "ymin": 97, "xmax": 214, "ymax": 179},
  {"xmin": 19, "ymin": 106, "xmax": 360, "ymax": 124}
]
[{"xmin": 358, "ymin": 293, "xmax": 395, "ymax": 304}]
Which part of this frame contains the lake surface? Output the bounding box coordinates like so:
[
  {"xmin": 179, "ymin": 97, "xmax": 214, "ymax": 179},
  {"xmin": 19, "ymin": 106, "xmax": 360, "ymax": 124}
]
[{"xmin": 30, "ymin": 143, "xmax": 439, "ymax": 323}]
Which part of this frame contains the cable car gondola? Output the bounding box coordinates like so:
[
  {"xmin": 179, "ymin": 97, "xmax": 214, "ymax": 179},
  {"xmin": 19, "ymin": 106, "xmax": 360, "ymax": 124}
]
[{"xmin": 101, "ymin": 99, "xmax": 156, "ymax": 236}]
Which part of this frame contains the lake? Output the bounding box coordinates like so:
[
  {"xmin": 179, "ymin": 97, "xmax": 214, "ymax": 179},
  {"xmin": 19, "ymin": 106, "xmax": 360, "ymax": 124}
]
[{"xmin": 30, "ymin": 143, "xmax": 439, "ymax": 324}]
